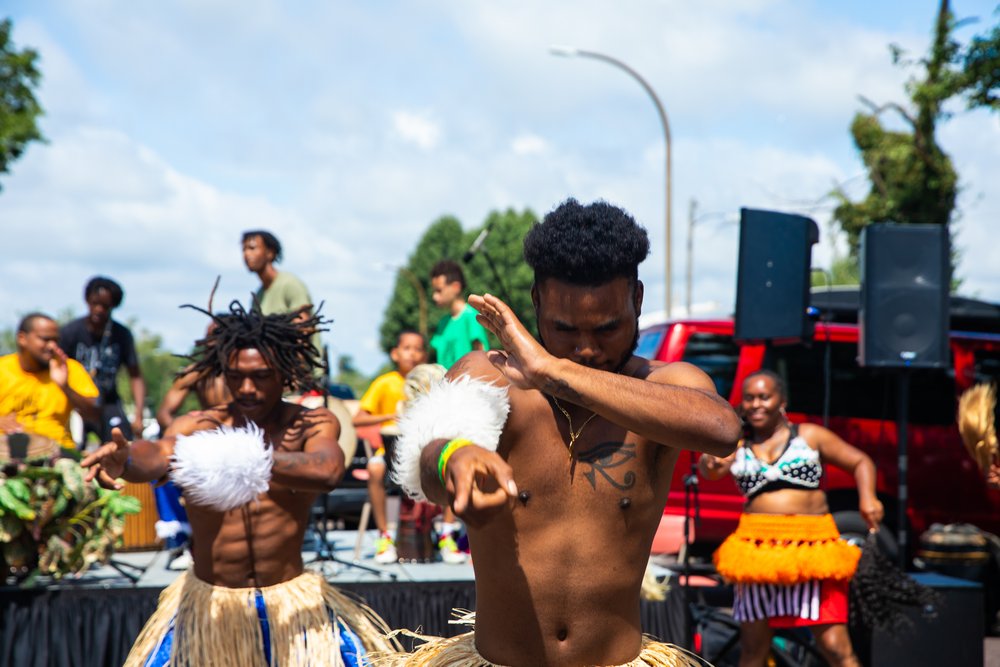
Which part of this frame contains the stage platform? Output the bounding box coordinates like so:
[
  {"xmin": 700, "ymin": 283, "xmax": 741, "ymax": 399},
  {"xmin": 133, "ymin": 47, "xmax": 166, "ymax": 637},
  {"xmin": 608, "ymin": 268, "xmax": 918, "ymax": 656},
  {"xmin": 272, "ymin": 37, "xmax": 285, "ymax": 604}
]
[{"xmin": 0, "ymin": 530, "xmax": 689, "ymax": 667}]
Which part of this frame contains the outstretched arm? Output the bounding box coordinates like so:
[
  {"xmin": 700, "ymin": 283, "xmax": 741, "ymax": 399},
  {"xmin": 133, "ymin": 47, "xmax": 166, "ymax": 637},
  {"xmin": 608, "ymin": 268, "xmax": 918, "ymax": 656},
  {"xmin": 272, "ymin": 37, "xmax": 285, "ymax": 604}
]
[
  {"xmin": 470, "ymin": 293, "xmax": 741, "ymax": 457},
  {"xmin": 81, "ymin": 427, "xmax": 173, "ymax": 490}
]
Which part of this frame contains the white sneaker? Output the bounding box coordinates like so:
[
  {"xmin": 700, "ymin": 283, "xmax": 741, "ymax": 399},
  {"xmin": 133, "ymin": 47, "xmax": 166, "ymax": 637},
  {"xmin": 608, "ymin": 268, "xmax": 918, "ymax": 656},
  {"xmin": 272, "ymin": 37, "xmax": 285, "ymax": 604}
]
[
  {"xmin": 167, "ymin": 549, "xmax": 193, "ymax": 571},
  {"xmin": 374, "ymin": 534, "xmax": 398, "ymax": 564},
  {"xmin": 437, "ymin": 533, "xmax": 467, "ymax": 564}
]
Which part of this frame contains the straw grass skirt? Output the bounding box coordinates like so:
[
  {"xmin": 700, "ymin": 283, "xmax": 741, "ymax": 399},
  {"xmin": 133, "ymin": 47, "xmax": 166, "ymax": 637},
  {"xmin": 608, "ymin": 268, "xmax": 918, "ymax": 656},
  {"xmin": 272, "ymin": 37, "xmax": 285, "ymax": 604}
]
[
  {"xmin": 372, "ymin": 632, "xmax": 702, "ymax": 667},
  {"xmin": 124, "ymin": 569, "xmax": 399, "ymax": 667}
]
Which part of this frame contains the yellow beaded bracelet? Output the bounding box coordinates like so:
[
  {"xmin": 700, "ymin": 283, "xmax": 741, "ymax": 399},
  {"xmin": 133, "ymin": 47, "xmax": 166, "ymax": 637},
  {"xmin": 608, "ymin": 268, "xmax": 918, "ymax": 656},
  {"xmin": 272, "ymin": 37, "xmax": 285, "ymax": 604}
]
[{"xmin": 438, "ymin": 438, "xmax": 474, "ymax": 485}]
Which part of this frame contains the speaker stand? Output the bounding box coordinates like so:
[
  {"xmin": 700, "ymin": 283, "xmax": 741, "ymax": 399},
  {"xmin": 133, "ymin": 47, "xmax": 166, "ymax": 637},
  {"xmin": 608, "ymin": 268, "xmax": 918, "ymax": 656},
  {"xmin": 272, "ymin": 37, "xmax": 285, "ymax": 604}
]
[{"xmin": 895, "ymin": 369, "xmax": 910, "ymax": 571}]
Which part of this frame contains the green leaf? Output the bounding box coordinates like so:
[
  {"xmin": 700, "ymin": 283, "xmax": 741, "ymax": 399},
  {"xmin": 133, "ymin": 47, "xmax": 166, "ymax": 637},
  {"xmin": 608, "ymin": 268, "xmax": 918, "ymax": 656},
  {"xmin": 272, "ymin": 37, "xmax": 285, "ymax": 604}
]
[{"xmin": 54, "ymin": 458, "xmax": 86, "ymax": 501}]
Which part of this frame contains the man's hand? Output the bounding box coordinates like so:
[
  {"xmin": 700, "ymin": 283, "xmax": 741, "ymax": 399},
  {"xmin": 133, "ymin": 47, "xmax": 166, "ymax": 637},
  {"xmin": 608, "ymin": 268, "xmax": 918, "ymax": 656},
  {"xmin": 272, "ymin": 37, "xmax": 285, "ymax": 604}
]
[
  {"xmin": 81, "ymin": 428, "xmax": 131, "ymax": 490},
  {"xmin": 859, "ymin": 496, "xmax": 885, "ymax": 532},
  {"xmin": 987, "ymin": 462, "xmax": 1000, "ymax": 491},
  {"xmin": 49, "ymin": 346, "xmax": 70, "ymax": 388},
  {"xmin": 441, "ymin": 444, "xmax": 518, "ymax": 528},
  {"xmin": 131, "ymin": 417, "xmax": 146, "ymax": 439},
  {"xmin": 469, "ymin": 293, "xmax": 552, "ymax": 390}
]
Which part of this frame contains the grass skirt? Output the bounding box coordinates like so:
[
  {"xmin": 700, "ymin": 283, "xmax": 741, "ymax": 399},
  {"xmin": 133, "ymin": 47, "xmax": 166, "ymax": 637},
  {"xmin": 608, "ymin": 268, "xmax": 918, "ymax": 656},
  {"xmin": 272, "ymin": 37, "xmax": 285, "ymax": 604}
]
[
  {"xmin": 372, "ymin": 632, "xmax": 702, "ymax": 667},
  {"xmin": 714, "ymin": 513, "xmax": 861, "ymax": 585},
  {"xmin": 124, "ymin": 569, "xmax": 399, "ymax": 667}
]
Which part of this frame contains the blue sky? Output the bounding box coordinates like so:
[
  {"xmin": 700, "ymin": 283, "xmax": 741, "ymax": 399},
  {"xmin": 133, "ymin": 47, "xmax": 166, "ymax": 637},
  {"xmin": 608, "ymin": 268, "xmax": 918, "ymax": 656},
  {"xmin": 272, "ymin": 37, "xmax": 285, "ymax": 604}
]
[{"xmin": 2, "ymin": 1, "xmax": 999, "ymax": 374}]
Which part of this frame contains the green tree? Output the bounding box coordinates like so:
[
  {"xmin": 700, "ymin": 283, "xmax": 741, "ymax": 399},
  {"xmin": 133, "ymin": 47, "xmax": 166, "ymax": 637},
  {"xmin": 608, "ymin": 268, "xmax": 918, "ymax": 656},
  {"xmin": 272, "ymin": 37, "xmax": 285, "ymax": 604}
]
[
  {"xmin": 378, "ymin": 208, "xmax": 539, "ymax": 356},
  {"xmin": 333, "ymin": 354, "xmax": 371, "ymax": 398},
  {"xmin": 116, "ymin": 326, "xmax": 191, "ymax": 421},
  {"xmin": 831, "ymin": 0, "xmax": 1000, "ymax": 267},
  {"xmin": 0, "ymin": 18, "xmax": 45, "ymax": 189}
]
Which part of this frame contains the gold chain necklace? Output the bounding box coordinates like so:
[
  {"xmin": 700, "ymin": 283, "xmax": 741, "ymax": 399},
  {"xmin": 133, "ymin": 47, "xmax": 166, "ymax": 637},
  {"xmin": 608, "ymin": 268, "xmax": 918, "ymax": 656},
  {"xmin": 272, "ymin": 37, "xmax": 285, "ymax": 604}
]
[{"xmin": 551, "ymin": 396, "xmax": 598, "ymax": 460}]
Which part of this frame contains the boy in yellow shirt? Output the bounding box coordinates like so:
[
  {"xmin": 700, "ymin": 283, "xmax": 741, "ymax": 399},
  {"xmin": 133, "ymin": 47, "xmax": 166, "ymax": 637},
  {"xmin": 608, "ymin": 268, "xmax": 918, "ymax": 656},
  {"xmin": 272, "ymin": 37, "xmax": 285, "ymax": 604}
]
[{"xmin": 353, "ymin": 330, "xmax": 426, "ymax": 563}]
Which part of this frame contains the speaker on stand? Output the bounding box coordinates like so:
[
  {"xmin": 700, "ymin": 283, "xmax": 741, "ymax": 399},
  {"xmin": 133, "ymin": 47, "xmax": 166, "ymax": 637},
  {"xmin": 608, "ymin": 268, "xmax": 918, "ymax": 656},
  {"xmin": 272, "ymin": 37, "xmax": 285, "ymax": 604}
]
[
  {"xmin": 859, "ymin": 223, "xmax": 950, "ymax": 569},
  {"xmin": 734, "ymin": 208, "xmax": 819, "ymax": 343}
]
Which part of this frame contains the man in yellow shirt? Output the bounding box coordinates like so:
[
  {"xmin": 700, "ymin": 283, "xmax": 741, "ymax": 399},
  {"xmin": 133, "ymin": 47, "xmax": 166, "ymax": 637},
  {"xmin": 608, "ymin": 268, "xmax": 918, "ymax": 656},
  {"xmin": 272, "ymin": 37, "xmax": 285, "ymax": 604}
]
[{"xmin": 0, "ymin": 313, "xmax": 100, "ymax": 450}]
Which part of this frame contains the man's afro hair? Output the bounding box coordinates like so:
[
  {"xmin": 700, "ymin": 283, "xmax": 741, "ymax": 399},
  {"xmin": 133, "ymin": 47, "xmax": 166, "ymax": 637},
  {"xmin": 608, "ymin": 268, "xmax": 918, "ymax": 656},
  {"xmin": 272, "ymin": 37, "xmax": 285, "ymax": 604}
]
[{"xmin": 523, "ymin": 198, "xmax": 650, "ymax": 285}]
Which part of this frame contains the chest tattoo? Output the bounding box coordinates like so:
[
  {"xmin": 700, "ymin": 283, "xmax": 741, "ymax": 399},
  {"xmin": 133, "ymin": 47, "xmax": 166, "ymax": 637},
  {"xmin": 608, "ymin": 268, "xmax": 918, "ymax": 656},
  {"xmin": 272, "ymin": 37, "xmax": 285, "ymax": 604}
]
[{"xmin": 576, "ymin": 441, "xmax": 637, "ymax": 491}]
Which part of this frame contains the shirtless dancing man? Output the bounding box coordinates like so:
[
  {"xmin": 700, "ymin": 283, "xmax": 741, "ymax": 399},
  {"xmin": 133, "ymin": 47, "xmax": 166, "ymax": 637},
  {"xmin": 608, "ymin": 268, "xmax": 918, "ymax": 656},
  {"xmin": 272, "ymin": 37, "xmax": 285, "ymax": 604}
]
[
  {"xmin": 391, "ymin": 199, "xmax": 742, "ymax": 666},
  {"xmin": 83, "ymin": 302, "xmax": 396, "ymax": 667}
]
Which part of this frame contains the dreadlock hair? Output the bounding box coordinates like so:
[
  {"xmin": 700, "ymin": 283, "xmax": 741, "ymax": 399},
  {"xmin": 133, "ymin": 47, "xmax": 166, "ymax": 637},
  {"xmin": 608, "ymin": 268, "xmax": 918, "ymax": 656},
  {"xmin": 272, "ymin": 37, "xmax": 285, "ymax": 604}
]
[
  {"xmin": 523, "ymin": 198, "xmax": 650, "ymax": 287},
  {"xmin": 182, "ymin": 300, "xmax": 330, "ymax": 392}
]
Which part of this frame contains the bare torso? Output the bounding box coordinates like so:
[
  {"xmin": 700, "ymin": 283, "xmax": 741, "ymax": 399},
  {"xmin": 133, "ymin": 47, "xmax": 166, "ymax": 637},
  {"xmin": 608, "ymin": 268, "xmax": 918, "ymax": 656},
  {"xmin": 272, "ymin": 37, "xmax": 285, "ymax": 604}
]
[
  {"xmin": 471, "ymin": 358, "xmax": 682, "ymax": 667},
  {"xmin": 173, "ymin": 403, "xmax": 321, "ymax": 588}
]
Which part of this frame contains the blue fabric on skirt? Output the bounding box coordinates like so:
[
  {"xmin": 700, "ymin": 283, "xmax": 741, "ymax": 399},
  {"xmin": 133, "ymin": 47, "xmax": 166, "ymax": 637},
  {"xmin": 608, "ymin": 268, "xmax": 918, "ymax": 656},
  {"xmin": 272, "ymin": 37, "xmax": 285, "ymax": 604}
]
[{"xmin": 141, "ymin": 590, "xmax": 367, "ymax": 666}]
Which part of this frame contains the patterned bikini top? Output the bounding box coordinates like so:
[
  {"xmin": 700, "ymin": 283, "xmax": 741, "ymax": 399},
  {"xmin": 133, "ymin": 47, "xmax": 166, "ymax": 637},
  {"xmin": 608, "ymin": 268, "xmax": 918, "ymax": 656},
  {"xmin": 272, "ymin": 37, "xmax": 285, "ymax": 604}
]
[{"xmin": 730, "ymin": 425, "xmax": 823, "ymax": 500}]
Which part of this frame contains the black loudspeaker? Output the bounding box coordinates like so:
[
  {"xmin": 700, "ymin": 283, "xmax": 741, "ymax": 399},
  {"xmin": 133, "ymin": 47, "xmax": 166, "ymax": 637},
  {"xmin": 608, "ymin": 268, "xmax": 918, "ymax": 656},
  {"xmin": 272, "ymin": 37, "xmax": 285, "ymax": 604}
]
[
  {"xmin": 853, "ymin": 573, "xmax": 983, "ymax": 667},
  {"xmin": 859, "ymin": 224, "xmax": 949, "ymax": 368},
  {"xmin": 734, "ymin": 208, "xmax": 819, "ymax": 342}
]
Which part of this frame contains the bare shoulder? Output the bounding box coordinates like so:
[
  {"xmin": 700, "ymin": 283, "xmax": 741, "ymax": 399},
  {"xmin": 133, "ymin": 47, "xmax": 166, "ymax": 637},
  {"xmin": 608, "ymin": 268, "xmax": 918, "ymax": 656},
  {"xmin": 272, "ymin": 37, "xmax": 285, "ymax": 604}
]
[
  {"xmin": 448, "ymin": 350, "xmax": 507, "ymax": 385},
  {"xmin": 640, "ymin": 358, "xmax": 718, "ymax": 394},
  {"xmin": 288, "ymin": 403, "xmax": 340, "ymax": 438},
  {"xmin": 796, "ymin": 422, "xmax": 838, "ymax": 448},
  {"xmin": 165, "ymin": 407, "xmax": 228, "ymax": 437}
]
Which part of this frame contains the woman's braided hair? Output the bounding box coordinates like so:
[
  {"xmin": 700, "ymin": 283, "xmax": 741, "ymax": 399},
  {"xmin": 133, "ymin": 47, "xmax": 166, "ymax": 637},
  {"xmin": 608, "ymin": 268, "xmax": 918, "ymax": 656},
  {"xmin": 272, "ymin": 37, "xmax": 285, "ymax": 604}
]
[{"xmin": 182, "ymin": 299, "xmax": 329, "ymax": 392}]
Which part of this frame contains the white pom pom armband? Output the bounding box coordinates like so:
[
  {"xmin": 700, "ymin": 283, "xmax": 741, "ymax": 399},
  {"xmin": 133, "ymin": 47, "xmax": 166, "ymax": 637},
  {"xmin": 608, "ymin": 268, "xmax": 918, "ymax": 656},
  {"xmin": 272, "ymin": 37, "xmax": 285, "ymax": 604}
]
[
  {"xmin": 170, "ymin": 423, "xmax": 273, "ymax": 512},
  {"xmin": 392, "ymin": 376, "xmax": 510, "ymax": 501}
]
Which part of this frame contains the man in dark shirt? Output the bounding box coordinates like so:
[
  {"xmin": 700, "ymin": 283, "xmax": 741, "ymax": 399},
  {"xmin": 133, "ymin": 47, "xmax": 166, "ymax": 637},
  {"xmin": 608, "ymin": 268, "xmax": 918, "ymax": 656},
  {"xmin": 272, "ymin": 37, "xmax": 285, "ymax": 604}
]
[{"xmin": 60, "ymin": 276, "xmax": 147, "ymax": 445}]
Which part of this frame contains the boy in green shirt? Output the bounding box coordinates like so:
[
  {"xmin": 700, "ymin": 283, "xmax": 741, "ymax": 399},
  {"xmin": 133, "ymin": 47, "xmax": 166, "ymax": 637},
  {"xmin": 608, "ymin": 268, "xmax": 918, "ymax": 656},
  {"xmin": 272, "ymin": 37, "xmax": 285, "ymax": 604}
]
[{"xmin": 429, "ymin": 260, "xmax": 490, "ymax": 368}]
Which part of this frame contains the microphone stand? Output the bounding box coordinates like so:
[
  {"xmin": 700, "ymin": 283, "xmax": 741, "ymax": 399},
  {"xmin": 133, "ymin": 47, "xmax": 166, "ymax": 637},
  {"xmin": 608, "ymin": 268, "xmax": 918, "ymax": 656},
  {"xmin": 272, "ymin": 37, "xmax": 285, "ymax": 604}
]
[
  {"xmin": 682, "ymin": 451, "xmax": 701, "ymax": 650},
  {"xmin": 477, "ymin": 248, "xmax": 513, "ymax": 306}
]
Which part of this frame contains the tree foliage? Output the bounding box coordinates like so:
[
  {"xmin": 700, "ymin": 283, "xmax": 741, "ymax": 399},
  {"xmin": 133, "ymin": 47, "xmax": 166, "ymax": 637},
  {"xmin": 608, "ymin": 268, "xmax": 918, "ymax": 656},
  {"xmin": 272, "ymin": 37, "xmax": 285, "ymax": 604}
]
[
  {"xmin": 116, "ymin": 326, "xmax": 192, "ymax": 418},
  {"xmin": 378, "ymin": 208, "xmax": 539, "ymax": 356},
  {"xmin": 0, "ymin": 18, "xmax": 44, "ymax": 189},
  {"xmin": 831, "ymin": 0, "xmax": 1000, "ymax": 260}
]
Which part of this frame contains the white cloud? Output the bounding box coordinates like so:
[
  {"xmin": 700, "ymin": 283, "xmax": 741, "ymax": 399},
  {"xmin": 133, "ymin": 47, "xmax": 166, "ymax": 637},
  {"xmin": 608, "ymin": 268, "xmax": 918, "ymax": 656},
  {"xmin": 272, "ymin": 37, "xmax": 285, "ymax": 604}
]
[
  {"xmin": 3, "ymin": 0, "xmax": 998, "ymax": 376},
  {"xmin": 391, "ymin": 111, "xmax": 442, "ymax": 150},
  {"xmin": 511, "ymin": 133, "xmax": 549, "ymax": 156}
]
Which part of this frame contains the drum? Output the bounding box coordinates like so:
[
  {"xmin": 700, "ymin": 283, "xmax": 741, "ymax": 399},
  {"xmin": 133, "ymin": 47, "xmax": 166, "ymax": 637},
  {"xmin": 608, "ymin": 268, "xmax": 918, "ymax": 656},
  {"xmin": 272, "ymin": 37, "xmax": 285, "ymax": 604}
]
[
  {"xmin": 395, "ymin": 497, "xmax": 440, "ymax": 562},
  {"xmin": 120, "ymin": 481, "xmax": 160, "ymax": 551},
  {"xmin": 0, "ymin": 432, "xmax": 59, "ymax": 464}
]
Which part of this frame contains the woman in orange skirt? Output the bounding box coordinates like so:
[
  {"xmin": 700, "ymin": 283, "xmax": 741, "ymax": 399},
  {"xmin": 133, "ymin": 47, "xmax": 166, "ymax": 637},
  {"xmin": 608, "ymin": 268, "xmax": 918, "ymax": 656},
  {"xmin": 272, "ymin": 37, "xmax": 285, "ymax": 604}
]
[{"xmin": 699, "ymin": 370, "xmax": 883, "ymax": 667}]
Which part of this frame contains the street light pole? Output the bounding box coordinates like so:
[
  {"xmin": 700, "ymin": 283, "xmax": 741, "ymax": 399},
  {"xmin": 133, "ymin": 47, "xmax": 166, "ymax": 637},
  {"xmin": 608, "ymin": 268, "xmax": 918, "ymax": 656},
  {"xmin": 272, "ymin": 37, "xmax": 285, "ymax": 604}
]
[{"xmin": 550, "ymin": 46, "xmax": 673, "ymax": 318}]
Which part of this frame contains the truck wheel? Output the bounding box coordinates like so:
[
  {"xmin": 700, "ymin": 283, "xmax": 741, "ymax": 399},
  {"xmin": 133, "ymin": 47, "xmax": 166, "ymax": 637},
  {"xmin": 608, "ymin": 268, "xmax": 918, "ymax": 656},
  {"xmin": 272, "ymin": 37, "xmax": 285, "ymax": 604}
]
[{"xmin": 833, "ymin": 510, "xmax": 899, "ymax": 561}]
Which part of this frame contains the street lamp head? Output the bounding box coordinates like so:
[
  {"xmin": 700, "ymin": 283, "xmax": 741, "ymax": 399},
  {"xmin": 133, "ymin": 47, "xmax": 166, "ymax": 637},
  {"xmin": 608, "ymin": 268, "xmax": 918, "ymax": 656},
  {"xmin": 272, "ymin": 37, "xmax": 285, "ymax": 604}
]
[{"xmin": 548, "ymin": 45, "xmax": 579, "ymax": 58}]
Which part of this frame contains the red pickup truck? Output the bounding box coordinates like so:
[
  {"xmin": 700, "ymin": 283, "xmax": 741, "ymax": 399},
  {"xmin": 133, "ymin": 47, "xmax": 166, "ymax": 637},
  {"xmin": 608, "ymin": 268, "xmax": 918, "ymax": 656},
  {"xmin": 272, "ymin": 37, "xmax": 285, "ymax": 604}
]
[{"xmin": 641, "ymin": 288, "xmax": 1000, "ymax": 552}]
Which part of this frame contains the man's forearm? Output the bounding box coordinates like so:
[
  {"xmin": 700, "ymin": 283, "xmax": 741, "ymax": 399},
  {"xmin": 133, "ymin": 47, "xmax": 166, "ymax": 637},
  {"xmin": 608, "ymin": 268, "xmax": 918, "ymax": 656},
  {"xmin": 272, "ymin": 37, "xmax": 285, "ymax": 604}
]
[
  {"xmin": 271, "ymin": 450, "xmax": 344, "ymax": 492},
  {"xmin": 535, "ymin": 358, "xmax": 740, "ymax": 456},
  {"xmin": 124, "ymin": 439, "xmax": 171, "ymax": 483}
]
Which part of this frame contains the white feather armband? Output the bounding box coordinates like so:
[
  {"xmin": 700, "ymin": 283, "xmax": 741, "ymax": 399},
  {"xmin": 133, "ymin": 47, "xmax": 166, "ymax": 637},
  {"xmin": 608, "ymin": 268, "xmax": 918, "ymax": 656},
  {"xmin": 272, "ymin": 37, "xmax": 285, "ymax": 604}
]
[
  {"xmin": 170, "ymin": 424, "xmax": 273, "ymax": 512},
  {"xmin": 392, "ymin": 376, "xmax": 510, "ymax": 501}
]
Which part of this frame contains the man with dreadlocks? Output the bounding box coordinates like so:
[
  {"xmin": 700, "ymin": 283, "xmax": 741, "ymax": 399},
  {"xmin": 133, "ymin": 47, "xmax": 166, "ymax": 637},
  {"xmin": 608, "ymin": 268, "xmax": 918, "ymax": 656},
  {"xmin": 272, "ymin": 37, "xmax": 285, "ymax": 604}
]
[
  {"xmin": 389, "ymin": 199, "xmax": 741, "ymax": 666},
  {"xmin": 82, "ymin": 302, "xmax": 398, "ymax": 667}
]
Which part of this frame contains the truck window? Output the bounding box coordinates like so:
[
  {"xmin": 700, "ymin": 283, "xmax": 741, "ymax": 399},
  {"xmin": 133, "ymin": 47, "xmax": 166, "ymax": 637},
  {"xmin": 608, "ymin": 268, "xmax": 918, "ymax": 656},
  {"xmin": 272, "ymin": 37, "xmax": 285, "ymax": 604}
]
[
  {"xmin": 681, "ymin": 333, "xmax": 740, "ymax": 399},
  {"xmin": 636, "ymin": 329, "xmax": 665, "ymax": 361},
  {"xmin": 765, "ymin": 342, "xmax": 956, "ymax": 425}
]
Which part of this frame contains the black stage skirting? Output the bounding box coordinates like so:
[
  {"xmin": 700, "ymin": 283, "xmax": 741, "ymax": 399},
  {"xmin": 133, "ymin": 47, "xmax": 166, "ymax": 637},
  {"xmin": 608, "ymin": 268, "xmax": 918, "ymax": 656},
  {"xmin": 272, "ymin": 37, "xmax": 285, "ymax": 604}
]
[{"xmin": 0, "ymin": 580, "xmax": 689, "ymax": 667}]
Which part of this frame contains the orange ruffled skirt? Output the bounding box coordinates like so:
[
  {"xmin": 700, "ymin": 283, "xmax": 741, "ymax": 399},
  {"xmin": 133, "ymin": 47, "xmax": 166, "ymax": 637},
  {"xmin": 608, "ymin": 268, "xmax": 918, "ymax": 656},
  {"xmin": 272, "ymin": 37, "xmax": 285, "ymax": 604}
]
[{"xmin": 714, "ymin": 513, "xmax": 861, "ymax": 585}]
